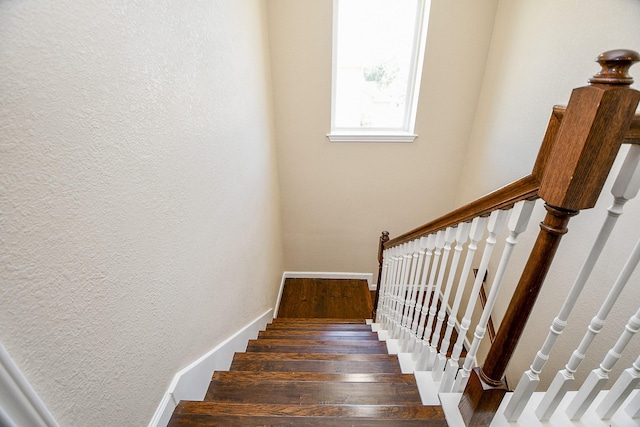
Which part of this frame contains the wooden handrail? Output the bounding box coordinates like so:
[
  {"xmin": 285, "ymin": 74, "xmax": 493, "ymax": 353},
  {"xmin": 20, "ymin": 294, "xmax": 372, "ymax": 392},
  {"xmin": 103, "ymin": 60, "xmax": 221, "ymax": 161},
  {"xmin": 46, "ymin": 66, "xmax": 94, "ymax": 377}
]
[
  {"xmin": 385, "ymin": 175, "xmax": 540, "ymax": 249},
  {"xmin": 385, "ymin": 108, "xmax": 640, "ymax": 251}
]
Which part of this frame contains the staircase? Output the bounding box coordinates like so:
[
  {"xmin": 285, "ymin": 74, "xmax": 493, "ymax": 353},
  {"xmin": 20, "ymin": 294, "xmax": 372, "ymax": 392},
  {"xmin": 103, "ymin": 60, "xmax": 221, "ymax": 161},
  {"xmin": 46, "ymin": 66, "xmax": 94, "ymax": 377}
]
[
  {"xmin": 168, "ymin": 318, "xmax": 448, "ymax": 426},
  {"xmin": 167, "ymin": 51, "xmax": 640, "ymax": 427}
]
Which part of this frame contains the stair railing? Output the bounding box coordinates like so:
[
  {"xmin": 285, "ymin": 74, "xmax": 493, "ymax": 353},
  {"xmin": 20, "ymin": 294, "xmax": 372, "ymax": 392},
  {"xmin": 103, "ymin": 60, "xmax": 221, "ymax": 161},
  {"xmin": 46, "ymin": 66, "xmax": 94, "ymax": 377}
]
[
  {"xmin": 373, "ymin": 49, "xmax": 640, "ymax": 426},
  {"xmin": 504, "ymin": 142, "xmax": 640, "ymax": 422}
]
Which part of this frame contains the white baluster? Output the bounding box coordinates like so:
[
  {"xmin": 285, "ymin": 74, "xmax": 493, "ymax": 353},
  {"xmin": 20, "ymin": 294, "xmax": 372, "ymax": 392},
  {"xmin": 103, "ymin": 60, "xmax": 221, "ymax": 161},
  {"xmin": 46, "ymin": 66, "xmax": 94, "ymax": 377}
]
[
  {"xmin": 391, "ymin": 243, "xmax": 412, "ymax": 338},
  {"xmin": 382, "ymin": 246, "xmax": 400, "ymax": 330},
  {"xmin": 431, "ymin": 221, "xmax": 472, "ymax": 378},
  {"xmin": 536, "ymin": 236, "xmax": 640, "ymax": 420},
  {"xmin": 413, "ymin": 230, "xmax": 445, "ymax": 371},
  {"xmin": 402, "ymin": 238, "xmax": 428, "ymax": 352},
  {"xmin": 378, "ymin": 247, "xmax": 391, "ymax": 327},
  {"xmin": 626, "ymin": 390, "xmax": 640, "ymax": 418},
  {"xmin": 418, "ymin": 226, "xmax": 457, "ymax": 370},
  {"xmin": 406, "ymin": 234, "xmax": 435, "ymax": 353},
  {"xmin": 412, "ymin": 234, "xmax": 438, "ymax": 361},
  {"xmin": 376, "ymin": 249, "xmax": 391, "ymax": 320},
  {"xmin": 400, "ymin": 240, "xmax": 422, "ymax": 349},
  {"xmin": 441, "ymin": 212, "xmax": 504, "ymax": 392},
  {"xmin": 566, "ymin": 306, "xmax": 640, "ymax": 420},
  {"xmin": 455, "ymin": 200, "xmax": 536, "ymax": 392},
  {"xmin": 596, "ymin": 354, "xmax": 640, "ymax": 419},
  {"xmin": 385, "ymin": 245, "xmax": 402, "ymax": 331},
  {"xmin": 435, "ymin": 217, "xmax": 486, "ymax": 385},
  {"xmin": 387, "ymin": 244, "xmax": 404, "ymax": 334},
  {"xmin": 506, "ymin": 144, "xmax": 640, "ymax": 421},
  {"xmin": 398, "ymin": 242, "xmax": 415, "ymax": 338}
]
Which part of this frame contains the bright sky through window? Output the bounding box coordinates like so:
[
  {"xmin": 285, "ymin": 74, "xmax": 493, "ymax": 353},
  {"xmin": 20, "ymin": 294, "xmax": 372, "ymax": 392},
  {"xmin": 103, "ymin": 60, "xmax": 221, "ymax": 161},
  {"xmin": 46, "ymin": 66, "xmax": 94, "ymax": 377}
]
[{"xmin": 330, "ymin": 0, "xmax": 428, "ymax": 140}]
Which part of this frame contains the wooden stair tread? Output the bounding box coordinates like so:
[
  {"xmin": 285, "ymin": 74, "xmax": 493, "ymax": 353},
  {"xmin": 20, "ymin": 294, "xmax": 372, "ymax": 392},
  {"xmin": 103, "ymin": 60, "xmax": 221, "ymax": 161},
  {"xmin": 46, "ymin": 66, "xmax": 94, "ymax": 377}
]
[
  {"xmin": 173, "ymin": 401, "xmax": 446, "ymax": 418},
  {"xmin": 271, "ymin": 318, "xmax": 367, "ymax": 323},
  {"xmin": 258, "ymin": 329, "xmax": 380, "ymax": 340},
  {"xmin": 211, "ymin": 371, "xmax": 416, "ymax": 384},
  {"xmin": 276, "ymin": 278, "xmax": 373, "ymax": 318},
  {"xmin": 230, "ymin": 352, "xmax": 402, "ymax": 374},
  {"xmin": 265, "ymin": 323, "xmax": 373, "ymax": 331},
  {"xmin": 168, "ymin": 414, "xmax": 447, "ymax": 426},
  {"xmin": 205, "ymin": 379, "xmax": 423, "ymax": 404},
  {"xmin": 169, "ymin": 402, "xmax": 447, "ymax": 426},
  {"xmin": 230, "ymin": 359, "xmax": 402, "ymax": 373},
  {"xmin": 230, "ymin": 351, "xmax": 398, "ymax": 362},
  {"xmin": 246, "ymin": 339, "xmax": 387, "ymax": 354}
]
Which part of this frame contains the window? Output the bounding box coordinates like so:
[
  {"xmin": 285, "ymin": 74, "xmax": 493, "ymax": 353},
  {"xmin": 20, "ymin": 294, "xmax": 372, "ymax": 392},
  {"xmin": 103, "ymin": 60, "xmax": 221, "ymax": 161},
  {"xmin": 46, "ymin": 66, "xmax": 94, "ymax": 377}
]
[{"xmin": 328, "ymin": 0, "xmax": 430, "ymax": 142}]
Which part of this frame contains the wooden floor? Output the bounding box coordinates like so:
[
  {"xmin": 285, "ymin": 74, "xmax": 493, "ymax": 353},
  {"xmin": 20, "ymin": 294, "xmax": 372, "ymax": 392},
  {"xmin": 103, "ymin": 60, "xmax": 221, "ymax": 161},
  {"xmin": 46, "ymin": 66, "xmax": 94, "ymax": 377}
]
[
  {"xmin": 277, "ymin": 278, "xmax": 373, "ymax": 318},
  {"xmin": 168, "ymin": 318, "xmax": 448, "ymax": 426}
]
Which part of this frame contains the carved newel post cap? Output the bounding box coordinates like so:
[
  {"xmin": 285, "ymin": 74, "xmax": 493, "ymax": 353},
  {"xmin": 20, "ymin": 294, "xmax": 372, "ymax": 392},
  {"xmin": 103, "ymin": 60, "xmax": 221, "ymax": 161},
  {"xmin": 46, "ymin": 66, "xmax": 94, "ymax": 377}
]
[{"xmin": 589, "ymin": 49, "xmax": 640, "ymax": 85}]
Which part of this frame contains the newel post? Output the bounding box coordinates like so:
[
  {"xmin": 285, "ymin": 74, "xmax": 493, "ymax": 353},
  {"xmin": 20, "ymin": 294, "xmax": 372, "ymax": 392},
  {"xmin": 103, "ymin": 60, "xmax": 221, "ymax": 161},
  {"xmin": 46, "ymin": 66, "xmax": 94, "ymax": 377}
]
[
  {"xmin": 372, "ymin": 230, "xmax": 390, "ymax": 320},
  {"xmin": 459, "ymin": 50, "xmax": 640, "ymax": 427}
]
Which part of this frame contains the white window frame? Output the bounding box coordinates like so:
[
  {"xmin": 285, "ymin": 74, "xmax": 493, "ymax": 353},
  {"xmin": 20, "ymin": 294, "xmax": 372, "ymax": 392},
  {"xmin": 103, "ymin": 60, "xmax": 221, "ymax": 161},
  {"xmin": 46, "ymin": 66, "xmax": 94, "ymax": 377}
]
[{"xmin": 327, "ymin": 0, "xmax": 430, "ymax": 143}]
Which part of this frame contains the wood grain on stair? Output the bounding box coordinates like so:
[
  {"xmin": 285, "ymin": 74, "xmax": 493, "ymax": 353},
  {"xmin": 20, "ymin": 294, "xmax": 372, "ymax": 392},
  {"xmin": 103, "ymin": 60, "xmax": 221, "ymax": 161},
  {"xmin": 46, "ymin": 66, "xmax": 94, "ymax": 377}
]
[
  {"xmin": 209, "ymin": 371, "xmax": 419, "ymax": 384},
  {"xmin": 245, "ymin": 338, "xmax": 388, "ymax": 354},
  {"xmin": 205, "ymin": 379, "xmax": 423, "ymax": 405},
  {"xmin": 230, "ymin": 352, "xmax": 403, "ymax": 374},
  {"xmin": 173, "ymin": 401, "xmax": 447, "ymax": 418},
  {"xmin": 277, "ymin": 278, "xmax": 373, "ymax": 318},
  {"xmin": 271, "ymin": 317, "xmax": 367, "ymax": 323},
  {"xmin": 258, "ymin": 329, "xmax": 379, "ymax": 340},
  {"xmin": 170, "ymin": 401, "xmax": 447, "ymax": 426},
  {"xmin": 266, "ymin": 322, "xmax": 373, "ymax": 331},
  {"xmin": 168, "ymin": 318, "xmax": 448, "ymax": 426}
]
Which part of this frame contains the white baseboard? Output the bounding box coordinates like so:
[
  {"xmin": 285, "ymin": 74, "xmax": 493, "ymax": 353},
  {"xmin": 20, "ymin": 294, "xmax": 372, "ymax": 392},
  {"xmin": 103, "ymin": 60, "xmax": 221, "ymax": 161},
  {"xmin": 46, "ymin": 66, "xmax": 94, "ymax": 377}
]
[
  {"xmin": 148, "ymin": 309, "xmax": 273, "ymax": 427},
  {"xmin": 0, "ymin": 343, "xmax": 59, "ymax": 427},
  {"xmin": 274, "ymin": 271, "xmax": 374, "ymax": 318}
]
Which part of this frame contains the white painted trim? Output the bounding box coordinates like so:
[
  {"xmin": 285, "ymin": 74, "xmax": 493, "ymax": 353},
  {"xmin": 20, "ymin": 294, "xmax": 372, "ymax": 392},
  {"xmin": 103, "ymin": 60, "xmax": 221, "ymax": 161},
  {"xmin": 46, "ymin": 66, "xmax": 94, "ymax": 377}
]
[
  {"xmin": 274, "ymin": 271, "xmax": 374, "ymax": 318},
  {"xmin": 148, "ymin": 309, "xmax": 273, "ymax": 427},
  {"xmin": 0, "ymin": 343, "xmax": 59, "ymax": 427},
  {"xmin": 327, "ymin": 132, "xmax": 417, "ymax": 143}
]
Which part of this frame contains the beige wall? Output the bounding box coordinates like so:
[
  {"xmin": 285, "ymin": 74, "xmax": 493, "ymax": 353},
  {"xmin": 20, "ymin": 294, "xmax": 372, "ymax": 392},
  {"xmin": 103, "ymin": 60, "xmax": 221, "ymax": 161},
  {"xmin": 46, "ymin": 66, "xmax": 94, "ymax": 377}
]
[
  {"xmin": 0, "ymin": 1, "xmax": 283, "ymax": 425},
  {"xmin": 456, "ymin": 0, "xmax": 640, "ymax": 387},
  {"xmin": 267, "ymin": 0, "xmax": 499, "ymax": 276}
]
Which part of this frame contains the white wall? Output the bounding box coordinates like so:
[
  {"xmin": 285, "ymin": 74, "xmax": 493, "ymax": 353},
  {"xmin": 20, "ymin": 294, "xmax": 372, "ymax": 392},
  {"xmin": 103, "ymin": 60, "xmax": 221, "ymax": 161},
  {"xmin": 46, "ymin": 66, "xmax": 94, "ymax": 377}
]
[
  {"xmin": 267, "ymin": 0, "xmax": 499, "ymax": 276},
  {"xmin": 0, "ymin": 1, "xmax": 283, "ymax": 426},
  {"xmin": 456, "ymin": 0, "xmax": 640, "ymax": 387}
]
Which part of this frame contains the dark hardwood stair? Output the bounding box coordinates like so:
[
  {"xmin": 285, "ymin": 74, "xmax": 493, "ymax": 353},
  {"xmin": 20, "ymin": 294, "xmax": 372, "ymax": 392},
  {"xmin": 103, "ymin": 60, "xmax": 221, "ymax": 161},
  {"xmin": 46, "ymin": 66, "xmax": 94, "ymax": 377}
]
[
  {"xmin": 230, "ymin": 351, "xmax": 404, "ymax": 374},
  {"xmin": 168, "ymin": 318, "xmax": 448, "ymax": 426},
  {"xmin": 257, "ymin": 329, "xmax": 379, "ymax": 340},
  {"xmin": 246, "ymin": 338, "xmax": 388, "ymax": 354}
]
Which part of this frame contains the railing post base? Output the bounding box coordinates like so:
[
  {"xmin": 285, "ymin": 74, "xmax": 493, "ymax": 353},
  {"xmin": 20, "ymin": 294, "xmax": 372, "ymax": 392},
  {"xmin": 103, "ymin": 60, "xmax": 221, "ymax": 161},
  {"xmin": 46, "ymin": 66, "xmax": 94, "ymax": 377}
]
[{"xmin": 459, "ymin": 367, "xmax": 508, "ymax": 427}]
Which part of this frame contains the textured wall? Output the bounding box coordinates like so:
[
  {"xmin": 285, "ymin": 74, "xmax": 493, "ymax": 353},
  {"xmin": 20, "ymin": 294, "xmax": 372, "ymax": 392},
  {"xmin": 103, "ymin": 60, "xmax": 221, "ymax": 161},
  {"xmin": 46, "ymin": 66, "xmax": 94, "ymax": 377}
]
[
  {"xmin": 455, "ymin": 0, "xmax": 640, "ymax": 388},
  {"xmin": 267, "ymin": 0, "xmax": 499, "ymax": 276},
  {"xmin": 0, "ymin": 1, "xmax": 283, "ymax": 425}
]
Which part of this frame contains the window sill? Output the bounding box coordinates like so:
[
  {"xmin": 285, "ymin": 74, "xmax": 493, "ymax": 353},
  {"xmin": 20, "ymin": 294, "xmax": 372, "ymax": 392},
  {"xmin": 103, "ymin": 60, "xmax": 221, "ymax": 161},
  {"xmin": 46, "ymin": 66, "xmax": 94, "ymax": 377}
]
[{"xmin": 327, "ymin": 131, "xmax": 417, "ymax": 143}]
